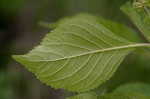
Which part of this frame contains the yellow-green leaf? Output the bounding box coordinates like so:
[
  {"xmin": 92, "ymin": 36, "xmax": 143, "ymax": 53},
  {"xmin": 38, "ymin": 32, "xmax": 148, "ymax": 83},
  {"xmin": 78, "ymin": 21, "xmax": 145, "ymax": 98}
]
[{"xmin": 13, "ymin": 14, "xmax": 150, "ymax": 92}]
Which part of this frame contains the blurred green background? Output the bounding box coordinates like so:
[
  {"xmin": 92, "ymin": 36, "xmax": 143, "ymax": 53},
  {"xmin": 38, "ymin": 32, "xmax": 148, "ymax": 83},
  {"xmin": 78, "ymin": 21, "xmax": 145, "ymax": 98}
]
[{"xmin": 1, "ymin": 0, "xmax": 150, "ymax": 99}]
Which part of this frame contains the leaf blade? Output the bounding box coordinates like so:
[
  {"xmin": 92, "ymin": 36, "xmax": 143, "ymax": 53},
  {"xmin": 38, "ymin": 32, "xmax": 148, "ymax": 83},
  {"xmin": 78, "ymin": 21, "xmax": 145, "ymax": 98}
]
[{"xmin": 13, "ymin": 14, "xmax": 149, "ymax": 92}]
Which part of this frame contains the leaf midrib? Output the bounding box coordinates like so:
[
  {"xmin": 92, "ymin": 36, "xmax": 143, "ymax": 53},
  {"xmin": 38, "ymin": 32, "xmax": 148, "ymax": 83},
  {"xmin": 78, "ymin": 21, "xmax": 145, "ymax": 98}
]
[{"xmin": 20, "ymin": 43, "xmax": 150, "ymax": 62}]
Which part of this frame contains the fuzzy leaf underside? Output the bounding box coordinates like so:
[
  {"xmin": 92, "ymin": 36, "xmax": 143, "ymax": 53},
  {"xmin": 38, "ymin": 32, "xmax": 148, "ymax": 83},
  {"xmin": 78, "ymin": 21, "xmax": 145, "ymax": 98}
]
[{"xmin": 13, "ymin": 14, "xmax": 149, "ymax": 92}]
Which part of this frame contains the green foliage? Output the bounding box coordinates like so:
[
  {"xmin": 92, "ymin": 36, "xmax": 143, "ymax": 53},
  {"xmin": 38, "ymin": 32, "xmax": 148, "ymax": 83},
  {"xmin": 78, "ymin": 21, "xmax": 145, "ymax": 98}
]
[
  {"xmin": 0, "ymin": 0, "xmax": 24, "ymax": 15},
  {"xmin": 67, "ymin": 92, "xmax": 97, "ymax": 99},
  {"xmin": 66, "ymin": 83, "xmax": 150, "ymax": 99},
  {"xmin": 121, "ymin": 1, "xmax": 150, "ymax": 41},
  {"xmin": 12, "ymin": 0, "xmax": 150, "ymax": 99},
  {"xmin": 98, "ymin": 83, "xmax": 150, "ymax": 99},
  {"xmin": 114, "ymin": 83, "xmax": 150, "ymax": 96},
  {"xmin": 67, "ymin": 92, "xmax": 150, "ymax": 99},
  {"xmin": 0, "ymin": 72, "xmax": 13, "ymax": 99},
  {"xmin": 99, "ymin": 93, "xmax": 150, "ymax": 99}
]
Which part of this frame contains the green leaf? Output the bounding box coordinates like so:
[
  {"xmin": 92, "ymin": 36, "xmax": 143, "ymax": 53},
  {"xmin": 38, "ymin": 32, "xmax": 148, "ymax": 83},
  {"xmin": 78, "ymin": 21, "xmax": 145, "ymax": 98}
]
[
  {"xmin": 100, "ymin": 83, "xmax": 150, "ymax": 99},
  {"xmin": 99, "ymin": 93, "xmax": 150, "ymax": 99},
  {"xmin": 66, "ymin": 92, "xmax": 97, "ymax": 99},
  {"xmin": 68, "ymin": 86, "xmax": 150, "ymax": 99},
  {"xmin": 0, "ymin": 72, "xmax": 14, "ymax": 99},
  {"xmin": 13, "ymin": 14, "xmax": 150, "ymax": 92},
  {"xmin": 114, "ymin": 83, "xmax": 150, "ymax": 96},
  {"xmin": 121, "ymin": 1, "xmax": 150, "ymax": 41}
]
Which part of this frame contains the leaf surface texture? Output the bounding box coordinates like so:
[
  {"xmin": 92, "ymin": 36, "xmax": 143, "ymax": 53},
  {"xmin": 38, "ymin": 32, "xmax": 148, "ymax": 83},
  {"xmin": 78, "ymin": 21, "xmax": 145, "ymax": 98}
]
[{"xmin": 13, "ymin": 14, "xmax": 149, "ymax": 92}]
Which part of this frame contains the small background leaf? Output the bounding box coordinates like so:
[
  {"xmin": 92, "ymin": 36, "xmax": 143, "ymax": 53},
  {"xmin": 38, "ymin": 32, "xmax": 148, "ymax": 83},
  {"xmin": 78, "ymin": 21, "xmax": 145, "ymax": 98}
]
[
  {"xmin": 99, "ymin": 93, "xmax": 150, "ymax": 99},
  {"xmin": 121, "ymin": 1, "xmax": 150, "ymax": 41},
  {"xmin": 66, "ymin": 92, "xmax": 97, "ymax": 99},
  {"xmin": 99, "ymin": 83, "xmax": 150, "ymax": 99},
  {"xmin": 114, "ymin": 83, "xmax": 150, "ymax": 96}
]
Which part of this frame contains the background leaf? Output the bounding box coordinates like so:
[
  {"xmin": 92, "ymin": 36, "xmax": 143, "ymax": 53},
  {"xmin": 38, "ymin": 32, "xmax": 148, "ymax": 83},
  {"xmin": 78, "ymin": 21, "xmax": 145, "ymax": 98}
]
[
  {"xmin": 121, "ymin": 1, "xmax": 150, "ymax": 41},
  {"xmin": 99, "ymin": 93, "xmax": 150, "ymax": 99},
  {"xmin": 0, "ymin": 72, "xmax": 14, "ymax": 99},
  {"xmin": 66, "ymin": 92, "xmax": 97, "ymax": 99},
  {"xmin": 98, "ymin": 83, "xmax": 150, "ymax": 99},
  {"xmin": 114, "ymin": 83, "xmax": 150, "ymax": 96}
]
